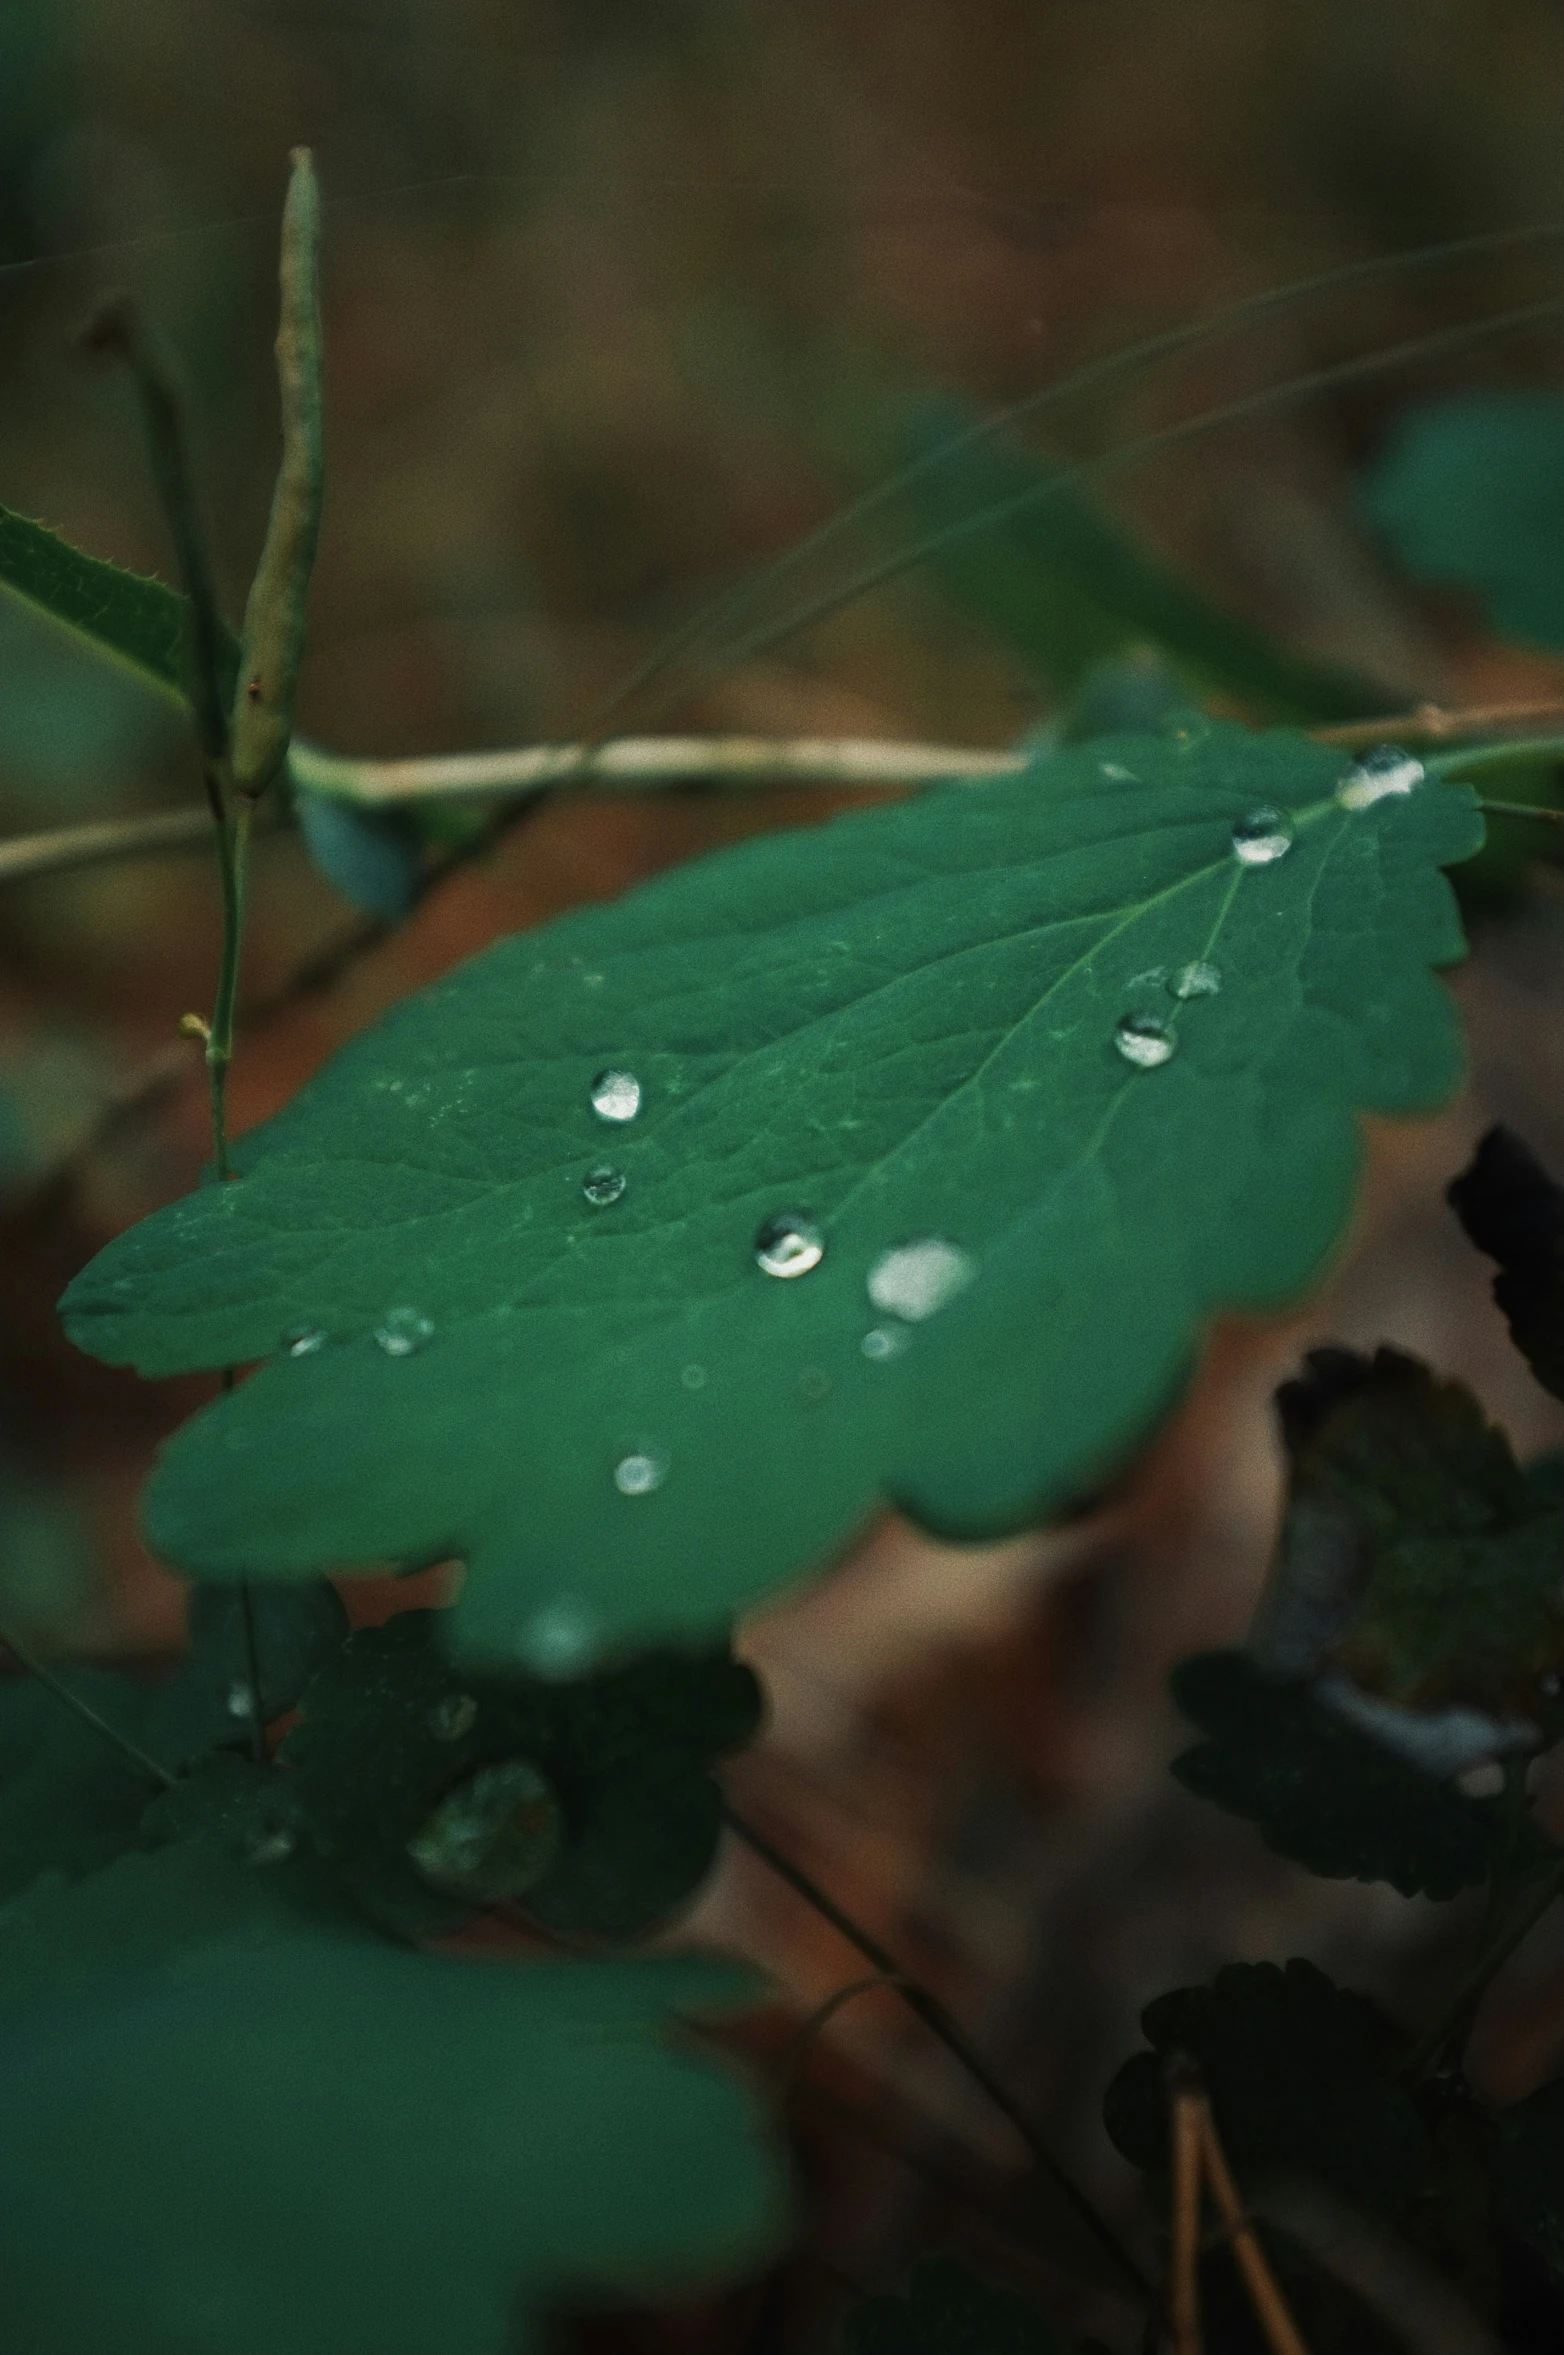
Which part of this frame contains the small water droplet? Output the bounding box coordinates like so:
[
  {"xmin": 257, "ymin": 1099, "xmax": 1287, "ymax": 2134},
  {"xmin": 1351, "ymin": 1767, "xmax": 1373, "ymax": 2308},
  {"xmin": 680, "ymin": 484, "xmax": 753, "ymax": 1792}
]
[
  {"xmin": 680, "ymin": 1363, "xmax": 708, "ymax": 1390},
  {"xmin": 614, "ymin": 1451, "xmax": 666, "ymax": 1496},
  {"xmin": 518, "ymin": 1599, "xmax": 601, "ymax": 1679},
  {"xmin": 1231, "ymin": 807, "xmax": 1293, "ymax": 866},
  {"xmin": 861, "ymin": 1326, "xmax": 906, "ymax": 1362},
  {"xmin": 1114, "ymin": 1013, "xmax": 1177, "ymax": 1069},
  {"xmin": 283, "ymin": 1325, "xmax": 327, "ymax": 1358},
  {"xmin": 407, "ymin": 1759, "xmax": 563, "ymax": 1898},
  {"xmin": 799, "ymin": 1366, "xmax": 831, "ymax": 1401},
  {"xmin": 428, "ymin": 1691, "xmax": 479, "ymax": 1742},
  {"xmin": 754, "ymin": 1213, "xmax": 825, "ymax": 1279},
  {"xmin": 375, "ymin": 1306, "xmax": 435, "ymax": 1357},
  {"xmin": 866, "ymin": 1237, "xmax": 974, "ymax": 1323},
  {"xmin": 590, "ymin": 1068, "xmax": 641, "ymax": 1123},
  {"xmin": 581, "ymin": 1164, "xmax": 627, "ymax": 1207},
  {"xmin": 1168, "ymin": 960, "xmax": 1221, "ymax": 1001},
  {"xmin": 1336, "ymin": 743, "xmax": 1425, "ymax": 810},
  {"xmin": 246, "ymin": 1828, "xmax": 296, "ymax": 1866},
  {"xmin": 1099, "ymin": 762, "xmax": 1136, "ymax": 782},
  {"xmin": 226, "ymin": 1679, "xmax": 255, "ymax": 1719}
]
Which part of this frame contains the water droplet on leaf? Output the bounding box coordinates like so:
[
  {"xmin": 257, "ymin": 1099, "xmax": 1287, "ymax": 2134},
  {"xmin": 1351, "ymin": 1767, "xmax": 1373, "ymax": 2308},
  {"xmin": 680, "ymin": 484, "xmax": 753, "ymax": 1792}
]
[
  {"xmin": 1114, "ymin": 1013, "xmax": 1176, "ymax": 1069},
  {"xmin": 1168, "ymin": 960, "xmax": 1221, "ymax": 1001},
  {"xmin": 581, "ymin": 1164, "xmax": 627, "ymax": 1207},
  {"xmin": 680, "ymin": 1363, "xmax": 708, "ymax": 1390},
  {"xmin": 861, "ymin": 1326, "xmax": 905, "ymax": 1361},
  {"xmin": 1231, "ymin": 807, "xmax": 1293, "ymax": 866},
  {"xmin": 246, "ymin": 1828, "xmax": 296, "ymax": 1866},
  {"xmin": 375, "ymin": 1306, "xmax": 435, "ymax": 1357},
  {"xmin": 590, "ymin": 1068, "xmax": 641, "ymax": 1123},
  {"xmin": 866, "ymin": 1237, "xmax": 974, "ymax": 1323},
  {"xmin": 283, "ymin": 1325, "xmax": 327, "ymax": 1358},
  {"xmin": 428, "ymin": 1691, "xmax": 479, "ymax": 1742},
  {"xmin": 226, "ymin": 1679, "xmax": 254, "ymax": 1719},
  {"xmin": 517, "ymin": 1599, "xmax": 601, "ymax": 1678},
  {"xmin": 1336, "ymin": 743, "xmax": 1424, "ymax": 810},
  {"xmin": 754, "ymin": 1213, "xmax": 825, "ymax": 1279},
  {"xmin": 614, "ymin": 1451, "xmax": 666, "ymax": 1496},
  {"xmin": 407, "ymin": 1758, "xmax": 563, "ymax": 1900}
]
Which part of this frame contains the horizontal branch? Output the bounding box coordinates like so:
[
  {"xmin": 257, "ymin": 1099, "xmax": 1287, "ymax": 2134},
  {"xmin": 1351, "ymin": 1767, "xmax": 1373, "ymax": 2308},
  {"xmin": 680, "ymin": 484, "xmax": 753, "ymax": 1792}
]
[
  {"xmin": 0, "ymin": 799, "xmax": 289, "ymax": 888},
  {"xmin": 287, "ymin": 732, "xmax": 1025, "ymax": 806},
  {"xmin": 7, "ymin": 696, "xmax": 1563, "ymax": 889}
]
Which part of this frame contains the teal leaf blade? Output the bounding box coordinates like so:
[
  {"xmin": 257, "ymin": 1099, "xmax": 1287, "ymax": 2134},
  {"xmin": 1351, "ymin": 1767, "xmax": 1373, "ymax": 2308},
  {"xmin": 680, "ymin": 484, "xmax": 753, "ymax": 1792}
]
[
  {"xmin": 0, "ymin": 1843, "xmax": 788, "ymax": 2355},
  {"xmin": 0, "ymin": 501, "xmax": 237, "ymax": 708},
  {"xmin": 907, "ymin": 402, "xmax": 1390, "ymax": 721},
  {"xmin": 60, "ymin": 726, "xmax": 1480, "ymax": 1665},
  {"xmin": 1170, "ymin": 1650, "xmax": 1507, "ymax": 1899},
  {"xmin": 275, "ymin": 1612, "xmax": 762, "ymax": 1940},
  {"xmin": 1362, "ymin": 393, "xmax": 1564, "ymax": 653}
]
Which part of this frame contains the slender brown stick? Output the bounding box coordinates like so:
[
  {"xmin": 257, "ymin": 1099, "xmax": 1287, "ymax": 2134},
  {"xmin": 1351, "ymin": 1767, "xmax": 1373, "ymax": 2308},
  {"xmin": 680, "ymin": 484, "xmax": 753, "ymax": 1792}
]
[
  {"xmin": 1196, "ymin": 2104, "xmax": 1311, "ymax": 2355},
  {"xmin": 1166, "ymin": 2056, "xmax": 1205, "ymax": 2355},
  {"xmin": 1314, "ymin": 699, "xmax": 1564, "ymax": 750}
]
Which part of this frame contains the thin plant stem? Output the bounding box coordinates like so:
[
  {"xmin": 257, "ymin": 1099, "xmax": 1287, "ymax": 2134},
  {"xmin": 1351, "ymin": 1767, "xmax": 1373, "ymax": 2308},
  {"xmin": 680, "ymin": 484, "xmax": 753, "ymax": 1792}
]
[
  {"xmin": 0, "ymin": 1621, "xmax": 175, "ymax": 1789},
  {"xmin": 658, "ymin": 290, "xmax": 1564, "ymax": 720},
  {"xmin": 1401, "ymin": 1858, "xmax": 1564, "ymax": 2083},
  {"xmin": 724, "ymin": 1805, "xmax": 1150, "ymax": 2303},
  {"xmin": 1195, "ymin": 2105, "xmax": 1311, "ymax": 2355},
  {"xmin": 583, "ymin": 219, "xmax": 1564, "ymax": 738},
  {"xmin": 1428, "ymin": 735, "xmax": 1564, "ymax": 787},
  {"xmin": 1478, "ymin": 798, "xmax": 1564, "ymax": 825},
  {"xmin": 1315, "ymin": 699, "xmax": 1564, "ymax": 750},
  {"xmin": 1166, "ymin": 2056, "xmax": 1206, "ymax": 2355}
]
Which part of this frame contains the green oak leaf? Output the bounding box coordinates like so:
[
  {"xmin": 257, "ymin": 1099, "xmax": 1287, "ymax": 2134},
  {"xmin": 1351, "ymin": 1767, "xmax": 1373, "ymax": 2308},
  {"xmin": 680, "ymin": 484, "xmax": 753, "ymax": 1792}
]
[
  {"xmin": 1170, "ymin": 1650, "xmax": 1506, "ymax": 1899},
  {"xmin": 1102, "ymin": 1959, "xmax": 1429, "ymax": 2221},
  {"xmin": 1449, "ymin": 1126, "xmax": 1564, "ymax": 1404},
  {"xmin": 0, "ymin": 1842, "xmax": 787, "ymax": 2355},
  {"xmin": 1263, "ymin": 1346, "xmax": 1564, "ymax": 1720},
  {"xmin": 278, "ymin": 1611, "xmax": 762, "ymax": 1939},
  {"xmin": 1362, "ymin": 394, "xmax": 1564, "ymax": 653},
  {"xmin": 907, "ymin": 401, "xmax": 1388, "ymax": 720},
  {"xmin": 844, "ymin": 2257, "xmax": 1070, "ymax": 2355},
  {"xmin": 61, "ymin": 726, "xmax": 1480, "ymax": 1665}
]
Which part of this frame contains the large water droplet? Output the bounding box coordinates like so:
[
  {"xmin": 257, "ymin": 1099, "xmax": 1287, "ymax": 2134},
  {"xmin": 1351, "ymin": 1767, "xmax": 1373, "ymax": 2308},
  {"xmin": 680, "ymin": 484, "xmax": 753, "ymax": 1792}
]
[
  {"xmin": 283, "ymin": 1325, "xmax": 327, "ymax": 1358},
  {"xmin": 246, "ymin": 1828, "xmax": 297, "ymax": 1867},
  {"xmin": 614, "ymin": 1450, "xmax": 667, "ymax": 1496},
  {"xmin": 407, "ymin": 1759, "xmax": 563, "ymax": 1900},
  {"xmin": 590, "ymin": 1068, "xmax": 641, "ymax": 1123},
  {"xmin": 754, "ymin": 1213, "xmax": 825, "ymax": 1279},
  {"xmin": 375, "ymin": 1306, "xmax": 435, "ymax": 1357},
  {"xmin": 1336, "ymin": 744, "xmax": 1424, "ymax": 811},
  {"xmin": 866, "ymin": 1237, "xmax": 974, "ymax": 1323},
  {"xmin": 581, "ymin": 1164, "xmax": 627, "ymax": 1207},
  {"xmin": 1114, "ymin": 1013, "xmax": 1177, "ymax": 1069},
  {"xmin": 1168, "ymin": 960, "xmax": 1221, "ymax": 1001},
  {"xmin": 428, "ymin": 1691, "xmax": 479, "ymax": 1743},
  {"xmin": 1231, "ymin": 807, "xmax": 1293, "ymax": 866},
  {"xmin": 518, "ymin": 1599, "xmax": 601, "ymax": 1679}
]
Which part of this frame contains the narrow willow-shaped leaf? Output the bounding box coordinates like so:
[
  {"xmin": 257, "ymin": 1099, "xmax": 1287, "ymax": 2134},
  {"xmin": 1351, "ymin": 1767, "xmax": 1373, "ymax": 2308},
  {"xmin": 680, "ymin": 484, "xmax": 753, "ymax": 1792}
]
[
  {"xmin": 63, "ymin": 725, "xmax": 1480, "ymax": 1666},
  {"xmin": 0, "ymin": 502, "xmax": 193, "ymax": 702},
  {"xmin": 0, "ymin": 1843, "xmax": 786, "ymax": 2355}
]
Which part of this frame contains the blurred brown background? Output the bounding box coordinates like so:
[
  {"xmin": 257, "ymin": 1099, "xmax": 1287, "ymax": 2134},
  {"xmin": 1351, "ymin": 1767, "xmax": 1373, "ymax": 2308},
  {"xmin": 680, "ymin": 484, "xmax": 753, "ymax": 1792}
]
[{"xmin": 4, "ymin": 0, "xmax": 1564, "ymax": 2343}]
